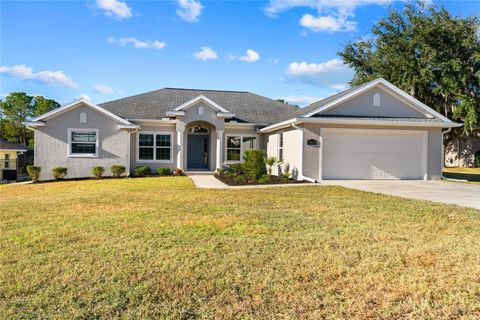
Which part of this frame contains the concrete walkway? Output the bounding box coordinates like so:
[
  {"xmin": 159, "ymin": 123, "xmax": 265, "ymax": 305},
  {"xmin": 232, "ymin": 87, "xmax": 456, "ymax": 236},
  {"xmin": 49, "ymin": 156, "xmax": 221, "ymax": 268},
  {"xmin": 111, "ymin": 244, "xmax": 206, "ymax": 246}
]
[{"xmin": 322, "ymin": 180, "xmax": 480, "ymax": 210}]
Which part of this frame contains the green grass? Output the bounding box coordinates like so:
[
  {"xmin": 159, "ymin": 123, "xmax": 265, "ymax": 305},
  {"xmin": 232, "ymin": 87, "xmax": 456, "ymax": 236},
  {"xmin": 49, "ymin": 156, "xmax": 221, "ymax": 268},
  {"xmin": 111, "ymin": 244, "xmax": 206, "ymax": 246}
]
[
  {"xmin": 1, "ymin": 177, "xmax": 479, "ymax": 319},
  {"xmin": 444, "ymin": 167, "xmax": 480, "ymax": 175},
  {"xmin": 443, "ymin": 167, "xmax": 480, "ymax": 183}
]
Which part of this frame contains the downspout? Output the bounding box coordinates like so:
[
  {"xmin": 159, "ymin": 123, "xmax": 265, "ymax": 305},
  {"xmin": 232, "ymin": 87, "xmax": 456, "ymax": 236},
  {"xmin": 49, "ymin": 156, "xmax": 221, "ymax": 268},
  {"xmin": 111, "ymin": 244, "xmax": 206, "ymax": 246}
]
[
  {"xmin": 291, "ymin": 122, "xmax": 318, "ymax": 183},
  {"xmin": 441, "ymin": 127, "xmax": 452, "ymax": 180},
  {"xmin": 126, "ymin": 126, "xmax": 139, "ymax": 177}
]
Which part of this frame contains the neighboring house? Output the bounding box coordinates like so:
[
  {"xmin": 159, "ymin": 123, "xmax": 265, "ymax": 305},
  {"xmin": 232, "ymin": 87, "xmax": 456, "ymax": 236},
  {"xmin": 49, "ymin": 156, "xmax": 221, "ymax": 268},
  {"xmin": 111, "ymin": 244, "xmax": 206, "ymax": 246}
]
[
  {"xmin": 25, "ymin": 78, "xmax": 460, "ymax": 181},
  {"xmin": 444, "ymin": 128, "xmax": 480, "ymax": 167},
  {"xmin": 0, "ymin": 138, "xmax": 31, "ymax": 181}
]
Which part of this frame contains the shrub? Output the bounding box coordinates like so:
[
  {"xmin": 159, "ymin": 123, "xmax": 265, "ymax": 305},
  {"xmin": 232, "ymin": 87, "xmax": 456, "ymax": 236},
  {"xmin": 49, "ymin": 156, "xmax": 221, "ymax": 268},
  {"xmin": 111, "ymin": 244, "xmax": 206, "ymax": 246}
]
[
  {"xmin": 216, "ymin": 167, "xmax": 225, "ymax": 176},
  {"xmin": 173, "ymin": 168, "xmax": 184, "ymax": 176},
  {"xmin": 282, "ymin": 171, "xmax": 292, "ymax": 182},
  {"xmin": 265, "ymin": 156, "xmax": 277, "ymax": 176},
  {"xmin": 234, "ymin": 174, "xmax": 247, "ymax": 184},
  {"xmin": 226, "ymin": 163, "xmax": 243, "ymax": 177},
  {"xmin": 52, "ymin": 167, "xmax": 67, "ymax": 180},
  {"xmin": 243, "ymin": 149, "xmax": 266, "ymax": 181},
  {"xmin": 27, "ymin": 165, "xmax": 41, "ymax": 183},
  {"xmin": 474, "ymin": 151, "xmax": 480, "ymax": 167},
  {"xmin": 157, "ymin": 167, "xmax": 172, "ymax": 176},
  {"xmin": 135, "ymin": 166, "xmax": 151, "ymax": 177},
  {"xmin": 91, "ymin": 166, "xmax": 105, "ymax": 178},
  {"xmin": 111, "ymin": 165, "xmax": 126, "ymax": 177},
  {"xmin": 258, "ymin": 174, "xmax": 271, "ymax": 184}
]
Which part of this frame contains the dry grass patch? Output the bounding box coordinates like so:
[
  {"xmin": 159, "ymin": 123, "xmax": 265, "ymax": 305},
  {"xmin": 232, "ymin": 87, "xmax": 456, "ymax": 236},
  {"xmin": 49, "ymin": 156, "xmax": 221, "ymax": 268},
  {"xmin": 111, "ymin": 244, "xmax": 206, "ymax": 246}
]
[{"xmin": 1, "ymin": 177, "xmax": 479, "ymax": 319}]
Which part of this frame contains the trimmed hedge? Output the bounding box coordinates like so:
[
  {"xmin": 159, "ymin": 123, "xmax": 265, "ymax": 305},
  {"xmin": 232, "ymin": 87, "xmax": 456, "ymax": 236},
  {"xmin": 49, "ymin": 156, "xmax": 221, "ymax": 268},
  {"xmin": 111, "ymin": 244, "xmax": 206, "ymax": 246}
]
[
  {"xmin": 135, "ymin": 166, "xmax": 151, "ymax": 177},
  {"xmin": 111, "ymin": 165, "xmax": 126, "ymax": 177},
  {"xmin": 27, "ymin": 165, "xmax": 41, "ymax": 183},
  {"xmin": 91, "ymin": 166, "xmax": 105, "ymax": 178},
  {"xmin": 52, "ymin": 167, "xmax": 67, "ymax": 180},
  {"xmin": 157, "ymin": 167, "xmax": 172, "ymax": 176}
]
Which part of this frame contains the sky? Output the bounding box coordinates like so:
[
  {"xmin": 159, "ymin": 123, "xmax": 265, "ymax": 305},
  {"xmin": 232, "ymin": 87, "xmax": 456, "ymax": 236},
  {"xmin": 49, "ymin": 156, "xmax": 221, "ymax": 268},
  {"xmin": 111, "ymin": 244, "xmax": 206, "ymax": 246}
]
[{"xmin": 1, "ymin": 0, "xmax": 478, "ymax": 107}]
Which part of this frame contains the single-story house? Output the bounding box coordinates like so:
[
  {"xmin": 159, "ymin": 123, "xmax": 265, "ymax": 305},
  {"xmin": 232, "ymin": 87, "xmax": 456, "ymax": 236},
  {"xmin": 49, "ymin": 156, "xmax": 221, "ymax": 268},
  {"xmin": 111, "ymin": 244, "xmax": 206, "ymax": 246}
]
[
  {"xmin": 25, "ymin": 78, "xmax": 460, "ymax": 181},
  {"xmin": 0, "ymin": 138, "xmax": 32, "ymax": 181}
]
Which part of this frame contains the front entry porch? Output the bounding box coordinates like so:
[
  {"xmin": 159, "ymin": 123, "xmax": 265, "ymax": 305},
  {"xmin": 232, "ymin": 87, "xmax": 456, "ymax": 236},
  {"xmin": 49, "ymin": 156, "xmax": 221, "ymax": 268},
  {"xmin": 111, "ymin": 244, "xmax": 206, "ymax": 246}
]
[{"xmin": 177, "ymin": 121, "xmax": 224, "ymax": 172}]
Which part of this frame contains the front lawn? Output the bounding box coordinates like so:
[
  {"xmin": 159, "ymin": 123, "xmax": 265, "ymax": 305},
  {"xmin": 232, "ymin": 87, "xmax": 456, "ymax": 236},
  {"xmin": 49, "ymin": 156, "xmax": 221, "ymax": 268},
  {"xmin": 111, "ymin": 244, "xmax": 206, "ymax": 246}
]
[
  {"xmin": 443, "ymin": 167, "xmax": 480, "ymax": 174},
  {"xmin": 443, "ymin": 167, "xmax": 480, "ymax": 183},
  {"xmin": 1, "ymin": 177, "xmax": 479, "ymax": 319}
]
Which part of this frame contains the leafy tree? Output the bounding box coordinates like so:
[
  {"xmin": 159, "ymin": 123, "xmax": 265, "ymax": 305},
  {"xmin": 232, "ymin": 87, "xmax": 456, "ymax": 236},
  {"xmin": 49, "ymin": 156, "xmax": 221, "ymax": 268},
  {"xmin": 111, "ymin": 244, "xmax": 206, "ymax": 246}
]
[
  {"xmin": 0, "ymin": 92, "xmax": 60, "ymax": 146},
  {"xmin": 339, "ymin": 1, "xmax": 480, "ymax": 131}
]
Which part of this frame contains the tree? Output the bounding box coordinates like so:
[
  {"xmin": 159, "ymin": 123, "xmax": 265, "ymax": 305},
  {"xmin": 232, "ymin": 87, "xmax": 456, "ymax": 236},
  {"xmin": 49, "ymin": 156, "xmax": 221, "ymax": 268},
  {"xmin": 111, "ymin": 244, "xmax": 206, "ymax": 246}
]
[
  {"xmin": 0, "ymin": 93, "xmax": 60, "ymax": 146},
  {"xmin": 339, "ymin": 1, "xmax": 480, "ymax": 132}
]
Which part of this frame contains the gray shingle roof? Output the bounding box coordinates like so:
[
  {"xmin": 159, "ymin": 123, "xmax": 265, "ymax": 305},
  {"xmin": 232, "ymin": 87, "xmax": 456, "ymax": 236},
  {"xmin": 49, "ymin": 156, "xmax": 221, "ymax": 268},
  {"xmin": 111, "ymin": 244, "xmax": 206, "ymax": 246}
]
[
  {"xmin": 310, "ymin": 115, "xmax": 444, "ymax": 123},
  {"xmin": 100, "ymin": 88, "xmax": 300, "ymax": 124},
  {"xmin": 0, "ymin": 138, "xmax": 31, "ymax": 151}
]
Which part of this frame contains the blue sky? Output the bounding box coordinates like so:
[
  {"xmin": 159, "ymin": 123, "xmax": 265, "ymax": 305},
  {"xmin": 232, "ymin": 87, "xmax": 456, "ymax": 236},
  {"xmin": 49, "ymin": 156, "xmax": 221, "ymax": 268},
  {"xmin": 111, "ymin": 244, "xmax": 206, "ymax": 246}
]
[{"xmin": 1, "ymin": 0, "xmax": 477, "ymax": 106}]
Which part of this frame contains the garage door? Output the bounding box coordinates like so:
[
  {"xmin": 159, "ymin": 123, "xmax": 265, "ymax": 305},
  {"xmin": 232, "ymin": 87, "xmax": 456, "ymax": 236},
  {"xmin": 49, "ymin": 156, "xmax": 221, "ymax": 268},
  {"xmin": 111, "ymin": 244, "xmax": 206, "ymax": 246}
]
[{"xmin": 322, "ymin": 128, "xmax": 427, "ymax": 180}]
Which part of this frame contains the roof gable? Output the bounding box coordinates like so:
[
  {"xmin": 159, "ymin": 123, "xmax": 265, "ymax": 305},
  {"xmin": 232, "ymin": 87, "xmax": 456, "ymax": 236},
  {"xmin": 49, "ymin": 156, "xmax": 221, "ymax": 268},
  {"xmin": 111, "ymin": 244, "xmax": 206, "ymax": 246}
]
[
  {"xmin": 302, "ymin": 79, "xmax": 448, "ymax": 121},
  {"xmin": 320, "ymin": 85, "xmax": 429, "ymax": 119},
  {"xmin": 173, "ymin": 95, "xmax": 230, "ymax": 113},
  {"xmin": 32, "ymin": 99, "xmax": 134, "ymax": 126}
]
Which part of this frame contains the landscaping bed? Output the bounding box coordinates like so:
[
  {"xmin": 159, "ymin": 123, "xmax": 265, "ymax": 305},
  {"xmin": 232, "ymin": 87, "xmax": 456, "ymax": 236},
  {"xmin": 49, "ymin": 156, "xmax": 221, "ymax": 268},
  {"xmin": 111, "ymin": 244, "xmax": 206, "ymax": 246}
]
[{"xmin": 215, "ymin": 173, "xmax": 307, "ymax": 186}]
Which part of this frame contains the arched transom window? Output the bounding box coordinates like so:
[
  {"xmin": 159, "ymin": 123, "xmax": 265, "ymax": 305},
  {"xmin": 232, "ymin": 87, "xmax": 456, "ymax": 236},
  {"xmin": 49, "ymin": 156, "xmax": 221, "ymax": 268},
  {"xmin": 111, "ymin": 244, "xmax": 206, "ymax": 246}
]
[{"xmin": 188, "ymin": 126, "xmax": 209, "ymax": 134}]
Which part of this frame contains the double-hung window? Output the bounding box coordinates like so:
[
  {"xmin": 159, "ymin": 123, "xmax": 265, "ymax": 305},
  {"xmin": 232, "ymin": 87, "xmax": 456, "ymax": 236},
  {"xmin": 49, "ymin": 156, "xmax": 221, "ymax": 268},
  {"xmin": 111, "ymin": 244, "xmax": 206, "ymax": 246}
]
[
  {"xmin": 138, "ymin": 132, "xmax": 172, "ymax": 162},
  {"xmin": 68, "ymin": 129, "xmax": 98, "ymax": 157},
  {"xmin": 226, "ymin": 135, "xmax": 257, "ymax": 162}
]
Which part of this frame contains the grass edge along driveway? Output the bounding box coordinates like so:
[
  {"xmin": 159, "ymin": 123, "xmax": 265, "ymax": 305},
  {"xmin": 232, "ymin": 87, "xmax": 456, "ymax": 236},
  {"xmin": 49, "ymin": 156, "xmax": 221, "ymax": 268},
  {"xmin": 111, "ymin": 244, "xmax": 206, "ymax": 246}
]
[{"xmin": 1, "ymin": 177, "xmax": 479, "ymax": 319}]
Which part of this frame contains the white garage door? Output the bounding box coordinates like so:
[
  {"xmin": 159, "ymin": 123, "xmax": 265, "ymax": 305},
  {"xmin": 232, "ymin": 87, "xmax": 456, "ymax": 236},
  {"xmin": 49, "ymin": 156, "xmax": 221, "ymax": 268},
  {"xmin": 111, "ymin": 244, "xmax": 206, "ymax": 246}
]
[{"xmin": 322, "ymin": 128, "xmax": 427, "ymax": 180}]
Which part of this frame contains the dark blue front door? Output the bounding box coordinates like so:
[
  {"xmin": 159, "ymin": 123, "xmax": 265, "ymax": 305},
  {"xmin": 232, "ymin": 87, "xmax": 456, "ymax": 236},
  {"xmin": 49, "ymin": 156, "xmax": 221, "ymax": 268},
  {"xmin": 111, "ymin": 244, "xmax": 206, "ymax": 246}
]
[{"xmin": 187, "ymin": 134, "xmax": 209, "ymax": 170}]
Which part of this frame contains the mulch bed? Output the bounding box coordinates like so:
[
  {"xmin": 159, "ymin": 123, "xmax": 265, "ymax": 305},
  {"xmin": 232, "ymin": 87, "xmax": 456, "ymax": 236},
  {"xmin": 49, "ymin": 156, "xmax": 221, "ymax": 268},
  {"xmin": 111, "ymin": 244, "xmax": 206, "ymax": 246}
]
[{"xmin": 215, "ymin": 174, "xmax": 309, "ymax": 186}]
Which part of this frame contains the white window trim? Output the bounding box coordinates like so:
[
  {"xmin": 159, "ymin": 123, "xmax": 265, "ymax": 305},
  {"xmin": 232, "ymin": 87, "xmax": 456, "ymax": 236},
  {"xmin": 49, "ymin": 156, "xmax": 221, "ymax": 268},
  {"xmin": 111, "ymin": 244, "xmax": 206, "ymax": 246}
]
[
  {"xmin": 278, "ymin": 131, "xmax": 284, "ymax": 161},
  {"xmin": 136, "ymin": 131, "xmax": 174, "ymax": 163},
  {"xmin": 224, "ymin": 134, "xmax": 258, "ymax": 164},
  {"xmin": 67, "ymin": 128, "xmax": 99, "ymax": 158}
]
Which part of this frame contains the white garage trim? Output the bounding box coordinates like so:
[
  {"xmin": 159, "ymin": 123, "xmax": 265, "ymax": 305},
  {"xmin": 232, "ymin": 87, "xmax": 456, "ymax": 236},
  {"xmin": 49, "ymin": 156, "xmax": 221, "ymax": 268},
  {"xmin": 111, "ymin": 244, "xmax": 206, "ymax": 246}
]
[{"xmin": 320, "ymin": 128, "xmax": 428, "ymax": 180}]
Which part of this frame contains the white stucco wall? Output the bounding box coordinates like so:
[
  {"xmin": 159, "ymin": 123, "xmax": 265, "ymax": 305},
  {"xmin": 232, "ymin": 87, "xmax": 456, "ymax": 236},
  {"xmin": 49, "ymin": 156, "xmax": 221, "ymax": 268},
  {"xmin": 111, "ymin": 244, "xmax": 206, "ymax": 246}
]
[{"xmin": 265, "ymin": 128, "xmax": 302, "ymax": 179}]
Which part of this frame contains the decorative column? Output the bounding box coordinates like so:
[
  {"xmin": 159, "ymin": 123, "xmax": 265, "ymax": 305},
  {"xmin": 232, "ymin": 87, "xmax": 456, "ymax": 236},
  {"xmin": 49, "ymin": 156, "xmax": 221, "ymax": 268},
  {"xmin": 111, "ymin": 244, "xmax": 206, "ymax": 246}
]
[
  {"xmin": 176, "ymin": 127, "xmax": 185, "ymax": 170},
  {"xmin": 216, "ymin": 130, "xmax": 224, "ymax": 170}
]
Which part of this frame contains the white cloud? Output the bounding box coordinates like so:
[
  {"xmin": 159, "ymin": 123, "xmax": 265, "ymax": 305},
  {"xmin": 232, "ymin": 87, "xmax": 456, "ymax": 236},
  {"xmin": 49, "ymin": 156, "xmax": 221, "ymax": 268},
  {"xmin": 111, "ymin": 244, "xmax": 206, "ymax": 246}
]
[
  {"xmin": 265, "ymin": 0, "xmax": 393, "ymax": 33},
  {"xmin": 281, "ymin": 95, "xmax": 324, "ymax": 106},
  {"xmin": 193, "ymin": 47, "xmax": 218, "ymax": 60},
  {"xmin": 0, "ymin": 64, "xmax": 78, "ymax": 89},
  {"xmin": 238, "ymin": 49, "xmax": 260, "ymax": 63},
  {"xmin": 78, "ymin": 94, "xmax": 91, "ymax": 101},
  {"xmin": 176, "ymin": 0, "xmax": 203, "ymax": 23},
  {"xmin": 286, "ymin": 58, "xmax": 353, "ymax": 89},
  {"xmin": 96, "ymin": 0, "xmax": 132, "ymax": 19},
  {"xmin": 108, "ymin": 37, "xmax": 166, "ymax": 49},
  {"xmin": 94, "ymin": 84, "xmax": 113, "ymax": 94},
  {"xmin": 300, "ymin": 14, "xmax": 356, "ymax": 32}
]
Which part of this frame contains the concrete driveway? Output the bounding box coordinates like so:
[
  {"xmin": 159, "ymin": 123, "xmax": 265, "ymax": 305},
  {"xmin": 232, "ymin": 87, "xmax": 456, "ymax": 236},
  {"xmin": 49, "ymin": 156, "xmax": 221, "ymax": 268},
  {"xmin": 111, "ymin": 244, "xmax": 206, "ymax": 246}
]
[{"xmin": 322, "ymin": 180, "xmax": 480, "ymax": 210}]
